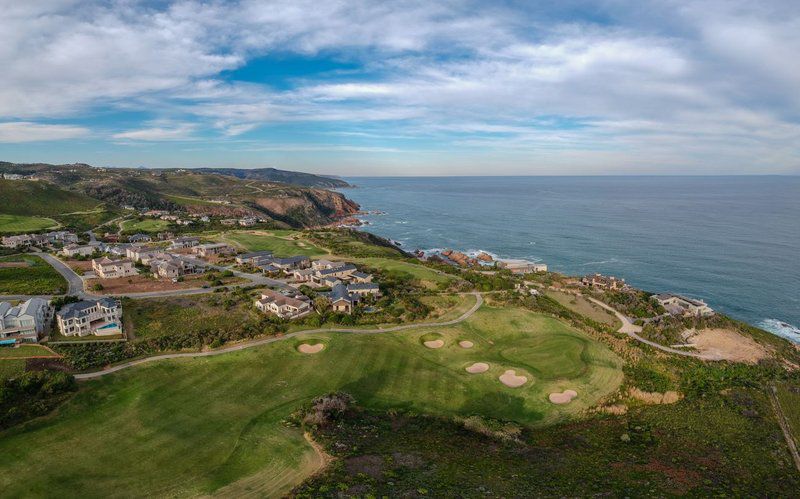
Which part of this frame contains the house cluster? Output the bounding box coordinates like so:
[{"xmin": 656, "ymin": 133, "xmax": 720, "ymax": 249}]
[
  {"xmin": 124, "ymin": 245, "xmax": 208, "ymax": 280},
  {"xmin": 0, "ymin": 298, "xmax": 52, "ymax": 343},
  {"xmin": 56, "ymin": 298, "xmax": 123, "ymax": 337},
  {"xmin": 2, "ymin": 173, "xmax": 29, "ymax": 180},
  {"xmin": 254, "ymin": 289, "xmax": 312, "ymax": 319},
  {"xmin": 193, "ymin": 243, "xmax": 236, "ymax": 258},
  {"xmin": 2, "ymin": 231, "xmax": 78, "ymax": 249},
  {"xmin": 580, "ymin": 273, "xmax": 629, "ymax": 291},
  {"xmin": 652, "ymin": 293, "xmax": 715, "ymax": 318},
  {"xmin": 62, "ymin": 243, "xmax": 96, "ymax": 257},
  {"xmin": 221, "ymin": 216, "xmax": 262, "ymax": 227}
]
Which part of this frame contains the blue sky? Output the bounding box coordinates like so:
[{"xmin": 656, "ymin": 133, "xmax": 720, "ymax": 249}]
[{"xmin": 1, "ymin": 0, "xmax": 799, "ymax": 175}]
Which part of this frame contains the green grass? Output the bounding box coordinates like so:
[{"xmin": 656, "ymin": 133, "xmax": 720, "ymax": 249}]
[
  {"xmin": 776, "ymin": 382, "xmax": 800, "ymax": 449},
  {"xmin": 0, "ymin": 214, "xmax": 58, "ymax": 234},
  {"xmin": 0, "ymin": 255, "xmax": 67, "ymax": 294},
  {"xmin": 0, "ymin": 305, "xmax": 622, "ymax": 497},
  {"xmin": 0, "ymin": 179, "xmax": 101, "ymax": 217},
  {"xmin": 121, "ymin": 219, "xmax": 172, "ymax": 233},
  {"xmin": 222, "ymin": 230, "xmax": 328, "ymax": 257},
  {"xmin": 348, "ymin": 257, "xmax": 455, "ymax": 288},
  {"xmin": 163, "ymin": 194, "xmax": 220, "ymax": 206},
  {"xmin": 545, "ymin": 290, "xmax": 621, "ymax": 328},
  {"xmin": 0, "ymin": 345, "xmax": 55, "ymax": 359},
  {"xmin": 0, "ymin": 359, "xmax": 25, "ymax": 380}
]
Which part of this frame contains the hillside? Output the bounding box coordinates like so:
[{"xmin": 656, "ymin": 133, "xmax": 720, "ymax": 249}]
[
  {"xmin": 0, "ymin": 178, "xmax": 101, "ymax": 216},
  {"xmin": 193, "ymin": 167, "xmax": 350, "ymax": 188},
  {"xmin": 0, "ymin": 162, "xmax": 359, "ymax": 228}
]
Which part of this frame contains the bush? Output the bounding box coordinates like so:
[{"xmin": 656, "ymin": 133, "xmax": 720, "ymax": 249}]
[
  {"xmin": 298, "ymin": 392, "xmax": 355, "ymax": 427},
  {"xmin": 0, "ymin": 370, "xmax": 77, "ymax": 429}
]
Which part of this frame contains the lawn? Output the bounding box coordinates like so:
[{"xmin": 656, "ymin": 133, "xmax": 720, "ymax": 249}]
[
  {"xmin": 545, "ymin": 289, "xmax": 621, "ymax": 328},
  {"xmin": 121, "ymin": 219, "xmax": 172, "ymax": 233},
  {"xmin": 0, "ymin": 345, "xmax": 56, "ymax": 359},
  {"xmin": 0, "ymin": 255, "xmax": 67, "ymax": 294},
  {"xmin": 221, "ymin": 230, "xmax": 328, "ymax": 257},
  {"xmin": 0, "ymin": 214, "xmax": 58, "ymax": 234},
  {"xmin": 0, "ymin": 305, "xmax": 622, "ymax": 497},
  {"xmin": 0, "ymin": 359, "xmax": 25, "ymax": 380}
]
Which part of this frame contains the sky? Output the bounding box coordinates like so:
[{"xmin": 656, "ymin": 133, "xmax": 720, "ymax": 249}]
[{"xmin": 1, "ymin": 0, "xmax": 799, "ymax": 176}]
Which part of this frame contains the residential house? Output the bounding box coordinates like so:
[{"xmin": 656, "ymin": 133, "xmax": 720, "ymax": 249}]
[
  {"xmin": 238, "ymin": 216, "xmax": 258, "ymax": 227},
  {"xmin": 500, "ymin": 259, "xmax": 548, "ymax": 274},
  {"xmin": 150, "ymin": 254, "xmax": 206, "ymax": 279},
  {"xmin": 62, "ymin": 244, "xmax": 95, "ymax": 257},
  {"xmin": 220, "ymin": 219, "xmax": 238, "ymax": 226},
  {"xmin": 580, "ymin": 273, "xmax": 627, "ymax": 291},
  {"xmin": 254, "ymin": 289, "xmax": 312, "ymax": 319},
  {"xmin": 157, "ymin": 231, "xmax": 175, "ymax": 240},
  {"xmin": 312, "ymin": 263, "xmax": 357, "ymax": 283},
  {"xmin": 346, "ymin": 282, "xmax": 381, "ymax": 297},
  {"xmin": 350, "ymin": 271, "xmax": 373, "ymax": 283},
  {"xmin": 1, "ymin": 234, "xmax": 33, "ymax": 248},
  {"xmin": 328, "ymin": 283, "xmax": 359, "ymax": 314},
  {"xmin": 312, "ymin": 259, "xmax": 347, "ymax": 271},
  {"xmin": 290, "ymin": 268, "xmax": 316, "ymax": 282},
  {"xmin": 235, "ymin": 250, "xmax": 274, "ymax": 266},
  {"xmin": 56, "ymin": 298, "xmax": 122, "ymax": 337},
  {"xmin": 193, "ymin": 243, "xmax": 235, "ymax": 258},
  {"xmin": 270, "ymin": 255, "xmax": 311, "ymax": 270},
  {"xmin": 92, "ymin": 257, "xmax": 138, "ymax": 279},
  {"xmin": 128, "ymin": 233, "xmax": 152, "ymax": 243},
  {"xmin": 169, "ymin": 236, "xmax": 200, "ymax": 249},
  {"xmin": 126, "ymin": 247, "xmax": 164, "ymax": 265},
  {"xmin": 0, "ymin": 298, "xmax": 52, "ymax": 343},
  {"xmin": 652, "ymin": 294, "xmax": 715, "ymax": 317}
]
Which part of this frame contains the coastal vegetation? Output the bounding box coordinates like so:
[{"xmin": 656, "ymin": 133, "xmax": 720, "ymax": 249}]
[{"xmin": 0, "ymin": 254, "xmax": 67, "ymax": 294}]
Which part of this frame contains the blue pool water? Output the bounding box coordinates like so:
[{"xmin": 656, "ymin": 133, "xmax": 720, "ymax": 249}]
[{"xmin": 341, "ymin": 176, "xmax": 800, "ymax": 343}]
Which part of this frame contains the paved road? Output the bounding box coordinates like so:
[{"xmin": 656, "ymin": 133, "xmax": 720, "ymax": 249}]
[
  {"xmin": 586, "ymin": 296, "xmax": 716, "ymax": 360},
  {"xmin": 74, "ymin": 292, "xmax": 484, "ymax": 380},
  {"xmin": 36, "ymin": 252, "xmax": 85, "ymax": 295}
]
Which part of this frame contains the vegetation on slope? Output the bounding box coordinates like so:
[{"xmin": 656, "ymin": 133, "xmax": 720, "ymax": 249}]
[{"xmin": 0, "ymin": 254, "xmax": 67, "ymax": 294}]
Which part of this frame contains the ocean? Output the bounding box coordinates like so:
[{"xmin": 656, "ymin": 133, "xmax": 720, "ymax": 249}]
[{"xmin": 340, "ymin": 176, "xmax": 800, "ymax": 343}]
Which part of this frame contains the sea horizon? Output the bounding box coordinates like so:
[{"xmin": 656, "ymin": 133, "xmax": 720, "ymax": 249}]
[{"xmin": 341, "ymin": 175, "xmax": 800, "ymax": 343}]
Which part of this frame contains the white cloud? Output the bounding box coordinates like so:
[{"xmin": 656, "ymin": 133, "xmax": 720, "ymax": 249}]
[
  {"xmin": 112, "ymin": 122, "xmax": 196, "ymax": 141},
  {"xmin": 0, "ymin": 122, "xmax": 89, "ymax": 143}
]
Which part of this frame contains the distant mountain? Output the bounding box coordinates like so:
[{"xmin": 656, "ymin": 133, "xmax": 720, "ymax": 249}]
[
  {"xmin": 193, "ymin": 167, "xmax": 350, "ymax": 188},
  {"xmin": 0, "ymin": 161, "xmax": 359, "ymax": 228}
]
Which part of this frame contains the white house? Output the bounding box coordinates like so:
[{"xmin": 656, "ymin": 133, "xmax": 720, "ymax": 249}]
[
  {"xmin": 254, "ymin": 289, "xmax": 312, "ymax": 319},
  {"xmin": 92, "ymin": 257, "xmax": 138, "ymax": 279},
  {"xmin": 56, "ymin": 298, "xmax": 123, "ymax": 337},
  {"xmin": 653, "ymin": 294, "xmax": 715, "ymax": 317},
  {"xmin": 0, "ymin": 298, "xmax": 52, "ymax": 343},
  {"xmin": 62, "ymin": 244, "xmax": 95, "ymax": 257}
]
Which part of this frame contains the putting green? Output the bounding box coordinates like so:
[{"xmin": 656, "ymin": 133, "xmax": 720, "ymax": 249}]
[{"xmin": 0, "ymin": 306, "xmax": 622, "ymax": 497}]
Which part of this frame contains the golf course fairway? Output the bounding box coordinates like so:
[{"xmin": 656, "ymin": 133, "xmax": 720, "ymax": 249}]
[{"xmin": 0, "ymin": 306, "xmax": 623, "ymax": 497}]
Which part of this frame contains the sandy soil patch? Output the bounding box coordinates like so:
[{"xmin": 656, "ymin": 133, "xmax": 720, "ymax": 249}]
[
  {"xmin": 499, "ymin": 369, "xmax": 527, "ymax": 388},
  {"xmin": 465, "ymin": 362, "xmax": 489, "ymax": 373},
  {"xmin": 86, "ymin": 274, "xmax": 242, "ymax": 294},
  {"xmin": 598, "ymin": 404, "xmax": 628, "ymax": 415},
  {"xmin": 297, "ymin": 343, "xmax": 325, "ymax": 354},
  {"xmin": 685, "ymin": 328, "xmax": 770, "ymax": 364},
  {"xmin": 458, "ymin": 340, "xmax": 474, "ymax": 349},
  {"xmin": 629, "ymin": 387, "xmax": 682, "ymax": 405},
  {"xmin": 549, "ymin": 389, "xmax": 578, "ymax": 404},
  {"xmin": 424, "ymin": 339, "xmax": 444, "ymax": 349}
]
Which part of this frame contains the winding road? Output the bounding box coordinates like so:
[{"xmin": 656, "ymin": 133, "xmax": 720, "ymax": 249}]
[
  {"xmin": 586, "ymin": 296, "xmax": 717, "ymax": 360},
  {"xmin": 74, "ymin": 292, "xmax": 484, "ymax": 380}
]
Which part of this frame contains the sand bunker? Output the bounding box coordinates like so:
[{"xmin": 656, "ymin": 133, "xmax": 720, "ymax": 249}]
[
  {"xmin": 685, "ymin": 328, "xmax": 769, "ymax": 364},
  {"xmin": 297, "ymin": 343, "xmax": 325, "ymax": 354},
  {"xmin": 465, "ymin": 362, "xmax": 489, "ymax": 374},
  {"xmin": 499, "ymin": 370, "xmax": 527, "ymax": 388},
  {"xmin": 549, "ymin": 389, "xmax": 578, "ymax": 404},
  {"xmin": 458, "ymin": 340, "xmax": 474, "ymax": 349},
  {"xmin": 424, "ymin": 339, "xmax": 444, "ymax": 349}
]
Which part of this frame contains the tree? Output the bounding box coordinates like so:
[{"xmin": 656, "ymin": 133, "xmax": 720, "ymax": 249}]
[{"xmin": 314, "ymin": 296, "xmax": 331, "ymax": 313}]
